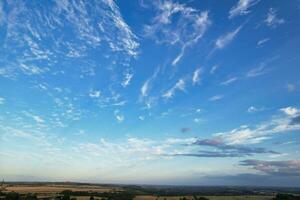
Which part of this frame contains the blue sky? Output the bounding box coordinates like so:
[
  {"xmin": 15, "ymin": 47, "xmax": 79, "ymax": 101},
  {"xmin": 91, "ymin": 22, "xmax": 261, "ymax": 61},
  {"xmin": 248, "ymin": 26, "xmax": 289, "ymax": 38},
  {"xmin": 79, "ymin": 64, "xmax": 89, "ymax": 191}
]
[{"xmin": 0, "ymin": 0, "xmax": 300, "ymax": 186}]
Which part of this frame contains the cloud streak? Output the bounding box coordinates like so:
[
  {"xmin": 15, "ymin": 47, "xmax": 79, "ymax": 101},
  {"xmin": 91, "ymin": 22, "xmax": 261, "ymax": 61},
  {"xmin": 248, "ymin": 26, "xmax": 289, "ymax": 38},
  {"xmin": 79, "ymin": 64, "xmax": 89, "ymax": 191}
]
[
  {"xmin": 264, "ymin": 8, "xmax": 285, "ymax": 27},
  {"xmin": 215, "ymin": 26, "xmax": 242, "ymax": 49},
  {"xmin": 162, "ymin": 79, "xmax": 185, "ymax": 99},
  {"xmin": 240, "ymin": 159, "xmax": 300, "ymax": 176},
  {"xmin": 144, "ymin": 1, "xmax": 210, "ymax": 65},
  {"xmin": 229, "ymin": 0, "xmax": 260, "ymax": 18}
]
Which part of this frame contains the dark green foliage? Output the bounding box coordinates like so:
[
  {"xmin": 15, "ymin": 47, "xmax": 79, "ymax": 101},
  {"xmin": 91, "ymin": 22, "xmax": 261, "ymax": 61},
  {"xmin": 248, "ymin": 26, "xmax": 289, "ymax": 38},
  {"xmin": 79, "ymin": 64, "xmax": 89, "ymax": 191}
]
[
  {"xmin": 273, "ymin": 193, "xmax": 300, "ymax": 200},
  {"xmin": 105, "ymin": 192, "xmax": 135, "ymax": 200},
  {"xmin": 61, "ymin": 190, "xmax": 72, "ymax": 196},
  {"xmin": 5, "ymin": 192, "xmax": 19, "ymax": 200},
  {"xmin": 198, "ymin": 197, "xmax": 209, "ymax": 200},
  {"xmin": 24, "ymin": 193, "xmax": 38, "ymax": 200},
  {"xmin": 192, "ymin": 196, "xmax": 209, "ymax": 200},
  {"xmin": 61, "ymin": 194, "xmax": 70, "ymax": 200}
]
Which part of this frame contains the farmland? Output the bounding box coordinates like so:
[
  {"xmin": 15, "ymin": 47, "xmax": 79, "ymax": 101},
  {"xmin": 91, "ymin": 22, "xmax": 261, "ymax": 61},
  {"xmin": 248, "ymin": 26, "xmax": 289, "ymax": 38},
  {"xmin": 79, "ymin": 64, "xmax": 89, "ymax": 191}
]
[{"xmin": 1, "ymin": 182, "xmax": 300, "ymax": 200}]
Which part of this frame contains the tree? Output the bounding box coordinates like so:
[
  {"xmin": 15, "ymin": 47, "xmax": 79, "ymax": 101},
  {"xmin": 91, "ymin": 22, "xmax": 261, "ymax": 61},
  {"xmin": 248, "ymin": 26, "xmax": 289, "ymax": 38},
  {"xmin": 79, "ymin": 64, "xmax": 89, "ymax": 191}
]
[
  {"xmin": 62, "ymin": 194, "xmax": 70, "ymax": 200},
  {"xmin": 198, "ymin": 197, "xmax": 209, "ymax": 200},
  {"xmin": 5, "ymin": 192, "xmax": 19, "ymax": 200},
  {"xmin": 24, "ymin": 193, "xmax": 38, "ymax": 200}
]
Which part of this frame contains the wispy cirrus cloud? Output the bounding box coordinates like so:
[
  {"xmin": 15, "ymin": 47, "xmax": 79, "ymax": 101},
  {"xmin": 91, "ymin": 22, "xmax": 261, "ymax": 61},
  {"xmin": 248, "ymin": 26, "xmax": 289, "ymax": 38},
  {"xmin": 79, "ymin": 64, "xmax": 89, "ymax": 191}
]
[
  {"xmin": 210, "ymin": 65, "xmax": 219, "ymax": 74},
  {"xmin": 114, "ymin": 109, "xmax": 124, "ymax": 123},
  {"xmin": 246, "ymin": 65, "xmax": 267, "ymax": 77},
  {"xmin": 209, "ymin": 95, "xmax": 223, "ymax": 101},
  {"xmin": 140, "ymin": 66, "xmax": 160, "ymax": 98},
  {"xmin": 23, "ymin": 111, "xmax": 45, "ymax": 124},
  {"xmin": 229, "ymin": 0, "xmax": 260, "ymax": 18},
  {"xmin": 1, "ymin": 0, "xmax": 139, "ymax": 79},
  {"xmin": 192, "ymin": 68, "xmax": 202, "ymax": 85},
  {"xmin": 264, "ymin": 8, "xmax": 285, "ymax": 27},
  {"xmin": 215, "ymin": 26, "xmax": 242, "ymax": 50},
  {"xmin": 247, "ymin": 106, "xmax": 265, "ymax": 113},
  {"xmin": 144, "ymin": 0, "xmax": 211, "ymax": 66},
  {"xmin": 121, "ymin": 70, "xmax": 133, "ymax": 88},
  {"xmin": 162, "ymin": 79, "xmax": 185, "ymax": 99},
  {"xmin": 89, "ymin": 90, "xmax": 101, "ymax": 98},
  {"xmin": 220, "ymin": 77, "xmax": 238, "ymax": 86},
  {"xmin": 257, "ymin": 38, "xmax": 270, "ymax": 47}
]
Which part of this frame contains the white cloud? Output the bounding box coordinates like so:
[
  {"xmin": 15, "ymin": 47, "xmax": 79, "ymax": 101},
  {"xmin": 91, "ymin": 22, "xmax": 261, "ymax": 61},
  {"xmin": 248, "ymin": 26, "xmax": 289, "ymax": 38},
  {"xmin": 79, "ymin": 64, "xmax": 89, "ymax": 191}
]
[
  {"xmin": 145, "ymin": 1, "xmax": 210, "ymax": 65},
  {"xmin": 116, "ymin": 115, "xmax": 124, "ymax": 122},
  {"xmin": 264, "ymin": 8, "xmax": 285, "ymax": 27},
  {"xmin": 257, "ymin": 38, "xmax": 270, "ymax": 47},
  {"xmin": 192, "ymin": 68, "xmax": 202, "ymax": 85},
  {"xmin": 89, "ymin": 90, "xmax": 101, "ymax": 98},
  {"xmin": 194, "ymin": 118, "xmax": 202, "ymax": 123},
  {"xmin": 209, "ymin": 95, "xmax": 223, "ymax": 101},
  {"xmin": 220, "ymin": 77, "xmax": 238, "ymax": 85},
  {"xmin": 20, "ymin": 63, "xmax": 46, "ymax": 75},
  {"xmin": 172, "ymin": 47, "xmax": 185, "ymax": 66},
  {"xmin": 210, "ymin": 65, "xmax": 219, "ymax": 74},
  {"xmin": 23, "ymin": 112, "xmax": 45, "ymax": 123},
  {"xmin": 97, "ymin": 0, "xmax": 140, "ymax": 57},
  {"xmin": 121, "ymin": 71, "xmax": 133, "ymax": 87},
  {"xmin": 229, "ymin": 0, "xmax": 260, "ymax": 18},
  {"xmin": 138, "ymin": 116, "xmax": 145, "ymax": 121},
  {"xmin": 247, "ymin": 106, "xmax": 264, "ymax": 113},
  {"xmin": 141, "ymin": 79, "xmax": 150, "ymax": 97},
  {"xmin": 215, "ymin": 111, "xmax": 300, "ymax": 145},
  {"xmin": 287, "ymin": 83, "xmax": 296, "ymax": 92},
  {"xmin": 114, "ymin": 110, "xmax": 124, "ymax": 123},
  {"xmin": 162, "ymin": 79, "xmax": 185, "ymax": 99},
  {"xmin": 140, "ymin": 67, "xmax": 160, "ymax": 98},
  {"xmin": 0, "ymin": 125, "xmax": 34, "ymax": 140},
  {"xmin": 113, "ymin": 101, "xmax": 126, "ymax": 106},
  {"xmin": 215, "ymin": 26, "xmax": 242, "ymax": 49},
  {"xmin": 246, "ymin": 65, "xmax": 267, "ymax": 77},
  {"xmin": 0, "ymin": 97, "xmax": 5, "ymax": 105},
  {"xmin": 280, "ymin": 107, "xmax": 300, "ymax": 117},
  {"xmin": 2, "ymin": 0, "xmax": 139, "ymax": 80},
  {"xmin": 166, "ymin": 137, "xmax": 197, "ymax": 145},
  {"xmin": 75, "ymin": 136, "xmax": 200, "ymax": 165},
  {"xmin": 38, "ymin": 84, "xmax": 48, "ymax": 91}
]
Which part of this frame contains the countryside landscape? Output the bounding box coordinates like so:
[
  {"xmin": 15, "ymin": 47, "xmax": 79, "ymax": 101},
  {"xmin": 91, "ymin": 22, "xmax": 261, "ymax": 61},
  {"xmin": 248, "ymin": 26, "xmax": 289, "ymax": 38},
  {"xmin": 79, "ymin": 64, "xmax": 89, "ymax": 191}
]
[
  {"xmin": 1, "ymin": 182, "xmax": 300, "ymax": 200},
  {"xmin": 0, "ymin": 0, "xmax": 300, "ymax": 200}
]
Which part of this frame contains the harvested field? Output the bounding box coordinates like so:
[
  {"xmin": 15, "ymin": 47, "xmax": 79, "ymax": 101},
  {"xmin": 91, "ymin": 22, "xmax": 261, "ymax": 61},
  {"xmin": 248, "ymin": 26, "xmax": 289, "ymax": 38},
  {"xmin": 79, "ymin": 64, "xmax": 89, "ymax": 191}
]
[{"xmin": 4, "ymin": 184, "xmax": 121, "ymax": 194}]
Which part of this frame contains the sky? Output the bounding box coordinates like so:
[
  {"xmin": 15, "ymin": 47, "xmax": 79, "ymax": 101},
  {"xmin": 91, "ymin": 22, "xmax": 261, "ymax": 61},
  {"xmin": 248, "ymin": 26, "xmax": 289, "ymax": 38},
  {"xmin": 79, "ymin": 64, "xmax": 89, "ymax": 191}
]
[{"xmin": 0, "ymin": 0, "xmax": 300, "ymax": 187}]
